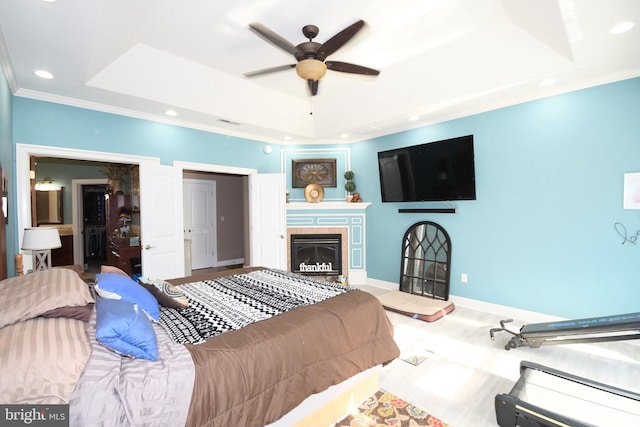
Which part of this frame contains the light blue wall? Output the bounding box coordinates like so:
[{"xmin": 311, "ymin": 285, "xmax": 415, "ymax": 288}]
[
  {"xmin": 13, "ymin": 98, "xmax": 280, "ymax": 172},
  {"xmin": 10, "ymin": 78, "xmax": 640, "ymax": 319},
  {"xmin": 0, "ymin": 66, "xmax": 15, "ymax": 276},
  {"xmin": 350, "ymin": 78, "xmax": 640, "ymax": 319}
]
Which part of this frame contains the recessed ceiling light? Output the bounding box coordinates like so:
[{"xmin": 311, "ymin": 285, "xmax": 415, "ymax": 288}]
[
  {"xmin": 40, "ymin": 0, "xmax": 58, "ymax": 3},
  {"xmin": 610, "ymin": 21, "xmax": 635, "ymax": 35},
  {"xmin": 34, "ymin": 70, "xmax": 54, "ymax": 79},
  {"xmin": 283, "ymin": 135, "xmax": 292, "ymax": 141},
  {"xmin": 409, "ymin": 115, "xmax": 420, "ymax": 122},
  {"xmin": 340, "ymin": 133, "xmax": 349, "ymax": 139},
  {"xmin": 539, "ymin": 78, "xmax": 556, "ymax": 87},
  {"xmin": 165, "ymin": 109, "xmax": 177, "ymax": 117}
]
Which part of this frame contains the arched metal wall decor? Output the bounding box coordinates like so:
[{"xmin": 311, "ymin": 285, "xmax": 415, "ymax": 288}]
[{"xmin": 399, "ymin": 221, "xmax": 451, "ymax": 300}]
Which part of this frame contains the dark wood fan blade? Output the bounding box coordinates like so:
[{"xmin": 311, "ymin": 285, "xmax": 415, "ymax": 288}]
[
  {"xmin": 317, "ymin": 20, "xmax": 365, "ymax": 60},
  {"xmin": 308, "ymin": 80, "xmax": 319, "ymax": 96},
  {"xmin": 326, "ymin": 61, "xmax": 380, "ymax": 76},
  {"xmin": 249, "ymin": 22, "xmax": 302, "ymax": 57},
  {"xmin": 244, "ymin": 64, "xmax": 296, "ymax": 78}
]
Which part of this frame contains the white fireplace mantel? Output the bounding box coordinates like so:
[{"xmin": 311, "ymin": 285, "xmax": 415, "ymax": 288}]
[
  {"xmin": 286, "ymin": 202, "xmax": 371, "ymax": 210},
  {"xmin": 285, "ymin": 202, "xmax": 371, "ymax": 284}
]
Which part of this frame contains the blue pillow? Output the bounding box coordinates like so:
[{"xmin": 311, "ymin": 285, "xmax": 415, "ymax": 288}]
[
  {"xmin": 94, "ymin": 273, "xmax": 160, "ymax": 321},
  {"xmin": 95, "ymin": 298, "xmax": 158, "ymax": 361}
]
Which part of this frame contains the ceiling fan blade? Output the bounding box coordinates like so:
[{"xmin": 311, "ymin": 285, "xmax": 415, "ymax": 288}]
[
  {"xmin": 244, "ymin": 64, "xmax": 296, "ymax": 78},
  {"xmin": 248, "ymin": 22, "xmax": 302, "ymax": 57},
  {"xmin": 308, "ymin": 80, "xmax": 319, "ymax": 96},
  {"xmin": 326, "ymin": 61, "xmax": 380, "ymax": 76},
  {"xmin": 317, "ymin": 20, "xmax": 365, "ymax": 60}
]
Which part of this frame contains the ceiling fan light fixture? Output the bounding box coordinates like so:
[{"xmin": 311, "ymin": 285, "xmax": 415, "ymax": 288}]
[
  {"xmin": 34, "ymin": 69, "xmax": 54, "ymax": 79},
  {"xmin": 296, "ymin": 59, "xmax": 327, "ymax": 81},
  {"xmin": 609, "ymin": 21, "xmax": 634, "ymax": 35}
]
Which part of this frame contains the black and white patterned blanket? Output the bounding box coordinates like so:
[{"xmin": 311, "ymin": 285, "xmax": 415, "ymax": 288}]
[{"xmin": 159, "ymin": 269, "xmax": 352, "ymax": 344}]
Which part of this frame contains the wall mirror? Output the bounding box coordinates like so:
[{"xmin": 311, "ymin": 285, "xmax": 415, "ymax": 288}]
[
  {"xmin": 36, "ymin": 187, "xmax": 63, "ymax": 225},
  {"xmin": 399, "ymin": 221, "xmax": 451, "ymax": 300}
]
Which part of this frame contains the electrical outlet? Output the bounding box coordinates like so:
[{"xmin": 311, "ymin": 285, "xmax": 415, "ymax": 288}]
[{"xmin": 461, "ymin": 273, "xmax": 468, "ymax": 283}]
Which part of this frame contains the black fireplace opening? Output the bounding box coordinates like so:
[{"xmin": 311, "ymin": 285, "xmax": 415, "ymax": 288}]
[{"xmin": 291, "ymin": 234, "xmax": 342, "ymax": 277}]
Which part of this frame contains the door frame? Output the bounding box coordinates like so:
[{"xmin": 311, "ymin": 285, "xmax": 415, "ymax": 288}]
[
  {"xmin": 173, "ymin": 161, "xmax": 256, "ymax": 176},
  {"xmin": 16, "ymin": 144, "xmax": 156, "ymax": 271},
  {"xmin": 174, "ymin": 160, "xmax": 257, "ymax": 267}
]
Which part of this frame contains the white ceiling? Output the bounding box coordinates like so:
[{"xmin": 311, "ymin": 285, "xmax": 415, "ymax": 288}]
[{"xmin": 0, "ymin": 0, "xmax": 638, "ymax": 144}]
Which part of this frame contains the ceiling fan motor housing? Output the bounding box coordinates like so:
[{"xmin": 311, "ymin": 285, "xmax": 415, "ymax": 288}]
[{"xmin": 294, "ymin": 41, "xmax": 321, "ymax": 61}]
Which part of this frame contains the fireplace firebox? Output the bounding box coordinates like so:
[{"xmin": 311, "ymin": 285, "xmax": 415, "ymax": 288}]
[{"xmin": 290, "ymin": 234, "xmax": 342, "ymax": 277}]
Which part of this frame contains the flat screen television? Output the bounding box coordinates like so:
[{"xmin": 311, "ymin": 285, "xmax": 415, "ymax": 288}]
[{"xmin": 378, "ymin": 135, "xmax": 476, "ymax": 202}]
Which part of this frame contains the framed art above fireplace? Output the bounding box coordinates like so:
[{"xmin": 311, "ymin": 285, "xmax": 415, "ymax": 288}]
[{"xmin": 292, "ymin": 158, "xmax": 337, "ymax": 188}]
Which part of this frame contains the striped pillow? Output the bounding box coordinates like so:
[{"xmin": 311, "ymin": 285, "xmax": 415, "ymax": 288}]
[
  {"xmin": 0, "ymin": 268, "xmax": 94, "ymax": 329},
  {"xmin": 0, "ymin": 316, "xmax": 91, "ymax": 403}
]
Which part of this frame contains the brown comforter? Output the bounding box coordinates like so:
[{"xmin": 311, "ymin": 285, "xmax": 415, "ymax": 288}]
[{"xmin": 171, "ymin": 269, "xmax": 400, "ymax": 427}]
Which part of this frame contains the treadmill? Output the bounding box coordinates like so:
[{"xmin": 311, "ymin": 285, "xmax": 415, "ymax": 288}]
[
  {"xmin": 496, "ymin": 361, "xmax": 640, "ymax": 427},
  {"xmin": 489, "ymin": 312, "xmax": 640, "ymax": 350}
]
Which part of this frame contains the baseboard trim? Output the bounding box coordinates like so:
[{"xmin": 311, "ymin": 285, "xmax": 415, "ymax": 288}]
[
  {"xmin": 448, "ymin": 294, "xmax": 564, "ymax": 324},
  {"xmin": 347, "ymin": 269, "xmax": 367, "ymax": 285},
  {"xmin": 366, "ymin": 277, "xmax": 397, "ymax": 291},
  {"xmin": 365, "ymin": 278, "xmax": 640, "ymax": 347},
  {"xmin": 365, "ymin": 277, "xmax": 563, "ymax": 324},
  {"xmin": 215, "ymin": 258, "xmax": 245, "ymax": 267}
]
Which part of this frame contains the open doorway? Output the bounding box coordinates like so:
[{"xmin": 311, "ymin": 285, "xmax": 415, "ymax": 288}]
[
  {"xmin": 33, "ymin": 157, "xmax": 139, "ymax": 278},
  {"xmin": 182, "ymin": 170, "xmax": 246, "ymax": 274},
  {"xmin": 79, "ymin": 182, "xmax": 108, "ymax": 273}
]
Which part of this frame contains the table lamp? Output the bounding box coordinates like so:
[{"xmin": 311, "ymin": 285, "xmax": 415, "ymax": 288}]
[{"xmin": 21, "ymin": 227, "xmax": 62, "ymax": 271}]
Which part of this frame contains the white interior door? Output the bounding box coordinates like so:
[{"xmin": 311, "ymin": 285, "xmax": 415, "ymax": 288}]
[
  {"xmin": 139, "ymin": 162, "xmax": 185, "ymax": 279},
  {"xmin": 183, "ymin": 179, "xmax": 216, "ymax": 270},
  {"xmin": 249, "ymin": 173, "xmax": 286, "ymax": 269}
]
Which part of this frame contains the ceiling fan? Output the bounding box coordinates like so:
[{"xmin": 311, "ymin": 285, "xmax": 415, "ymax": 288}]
[{"xmin": 244, "ymin": 20, "xmax": 380, "ymax": 96}]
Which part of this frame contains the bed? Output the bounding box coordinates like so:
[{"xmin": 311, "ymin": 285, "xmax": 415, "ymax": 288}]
[{"xmin": 0, "ymin": 266, "xmax": 399, "ymax": 427}]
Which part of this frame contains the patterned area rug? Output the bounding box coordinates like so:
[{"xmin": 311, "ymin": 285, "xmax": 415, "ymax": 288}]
[{"xmin": 336, "ymin": 390, "xmax": 451, "ymax": 427}]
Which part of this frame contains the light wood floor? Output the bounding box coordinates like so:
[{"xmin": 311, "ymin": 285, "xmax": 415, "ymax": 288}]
[{"xmin": 356, "ymin": 285, "xmax": 640, "ymax": 426}]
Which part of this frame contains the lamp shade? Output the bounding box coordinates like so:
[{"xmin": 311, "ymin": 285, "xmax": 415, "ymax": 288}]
[
  {"xmin": 295, "ymin": 59, "xmax": 327, "ymax": 81},
  {"xmin": 21, "ymin": 227, "xmax": 62, "ymax": 250}
]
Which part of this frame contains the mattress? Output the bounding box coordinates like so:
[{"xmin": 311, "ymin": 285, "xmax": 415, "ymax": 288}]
[{"xmin": 71, "ymin": 267, "xmax": 400, "ymax": 426}]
